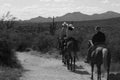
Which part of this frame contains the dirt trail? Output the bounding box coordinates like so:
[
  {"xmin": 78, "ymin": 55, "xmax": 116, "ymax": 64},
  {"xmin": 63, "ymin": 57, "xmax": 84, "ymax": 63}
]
[{"xmin": 17, "ymin": 51, "xmax": 106, "ymax": 80}]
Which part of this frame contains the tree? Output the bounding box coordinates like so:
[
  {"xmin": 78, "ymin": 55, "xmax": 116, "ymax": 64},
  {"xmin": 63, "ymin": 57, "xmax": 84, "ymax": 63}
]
[
  {"xmin": 0, "ymin": 11, "xmax": 17, "ymax": 41},
  {"xmin": 0, "ymin": 11, "xmax": 16, "ymax": 30},
  {"xmin": 0, "ymin": 12, "xmax": 21, "ymax": 68}
]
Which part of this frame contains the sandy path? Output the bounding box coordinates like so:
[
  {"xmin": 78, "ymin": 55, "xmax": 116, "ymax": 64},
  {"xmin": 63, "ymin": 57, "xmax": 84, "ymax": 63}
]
[{"xmin": 16, "ymin": 51, "xmax": 106, "ymax": 80}]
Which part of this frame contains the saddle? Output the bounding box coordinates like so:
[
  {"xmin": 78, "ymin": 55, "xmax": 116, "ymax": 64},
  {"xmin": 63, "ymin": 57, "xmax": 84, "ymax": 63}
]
[
  {"xmin": 91, "ymin": 44, "xmax": 107, "ymax": 58},
  {"xmin": 89, "ymin": 41, "xmax": 107, "ymax": 58},
  {"xmin": 62, "ymin": 37, "xmax": 74, "ymax": 50}
]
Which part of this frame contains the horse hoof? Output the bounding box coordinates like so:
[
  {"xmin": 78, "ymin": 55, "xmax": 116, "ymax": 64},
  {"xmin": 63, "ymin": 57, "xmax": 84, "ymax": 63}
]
[
  {"xmin": 91, "ymin": 77, "xmax": 93, "ymax": 80},
  {"xmin": 73, "ymin": 69, "xmax": 75, "ymax": 72},
  {"xmin": 72, "ymin": 70, "xmax": 75, "ymax": 72},
  {"xmin": 67, "ymin": 67, "xmax": 70, "ymax": 70}
]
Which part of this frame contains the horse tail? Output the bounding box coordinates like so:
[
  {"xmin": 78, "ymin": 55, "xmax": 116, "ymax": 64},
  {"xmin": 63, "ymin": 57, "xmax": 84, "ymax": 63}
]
[
  {"xmin": 95, "ymin": 47, "xmax": 103, "ymax": 64},
  {"xmin": 102, "ymin": 48, "xmax": 108, "ymax": 70}
]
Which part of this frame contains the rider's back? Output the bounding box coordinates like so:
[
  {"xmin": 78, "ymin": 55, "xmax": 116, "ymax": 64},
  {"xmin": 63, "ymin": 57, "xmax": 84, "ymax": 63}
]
[{"xmin": 92, "ymin": 31, "xmax": 106, "ymax": 45}]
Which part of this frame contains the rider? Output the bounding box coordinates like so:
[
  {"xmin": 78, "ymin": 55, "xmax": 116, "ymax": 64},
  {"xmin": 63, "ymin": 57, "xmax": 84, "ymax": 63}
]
[
  {"xmin": 61, "ymin": 22, "xmax": 75, "ymax": 49},
  {"xmin": 65, "ymin": 23, "xmax": 75, "ymax": 47},
  {"xmin": 85, "ymin": 26, "xmax": 106, "ymax": 63}
]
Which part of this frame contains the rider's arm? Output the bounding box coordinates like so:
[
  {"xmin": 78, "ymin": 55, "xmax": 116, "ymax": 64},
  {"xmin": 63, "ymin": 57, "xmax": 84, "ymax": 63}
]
[{"xmin": 91, "ymin": 34, "xmax": 97, "ymax": 44}]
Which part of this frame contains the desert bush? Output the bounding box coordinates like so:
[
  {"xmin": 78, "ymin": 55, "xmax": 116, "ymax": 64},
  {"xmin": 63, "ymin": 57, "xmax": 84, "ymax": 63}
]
[
  {"xmin": 0, "ymin": 12, "xmax": 22, "ymax": 68},
  {"xmin": 1, "ymin": 13, "xmax": 120, "ymax": 63},
  {"xmin": 16, "ymin": 42, "xmax": 28, "ymax": 52},
  {"xmin": 32, "ymin": 32, "xmax": 57, "ymax": 52},
  {"xmin": 0, "ymin": 39, "xmax": 22, "ymax": 68}
]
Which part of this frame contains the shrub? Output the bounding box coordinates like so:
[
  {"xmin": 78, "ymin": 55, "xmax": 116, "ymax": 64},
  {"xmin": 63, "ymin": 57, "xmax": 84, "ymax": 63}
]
[
  {"xmin": 0, "ymin": 39, "xmax": 22, "ymax": 68},
  {"xmin": 16, "ymin": 42, "xmax": 28, "ymax": 52},
  {"xmin": 32, "ymin": 32, "xmax": 57, "ymax": 52}
]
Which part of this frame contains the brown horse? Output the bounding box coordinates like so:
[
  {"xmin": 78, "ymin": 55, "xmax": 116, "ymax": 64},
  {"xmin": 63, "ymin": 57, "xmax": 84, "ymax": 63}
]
[
  {"xmin": 65, "ymin": 37, "xmax": 79, "ymax": 71},
  {"xmin": 88, "ymin": 40, "xmax": 111, "ymax": 80}
]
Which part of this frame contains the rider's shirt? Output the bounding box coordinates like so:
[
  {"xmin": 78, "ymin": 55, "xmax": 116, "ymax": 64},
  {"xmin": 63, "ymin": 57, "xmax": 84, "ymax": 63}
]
[{"xmin": 92, "ymin": 31, "xmax": 106, "ymax": 45}]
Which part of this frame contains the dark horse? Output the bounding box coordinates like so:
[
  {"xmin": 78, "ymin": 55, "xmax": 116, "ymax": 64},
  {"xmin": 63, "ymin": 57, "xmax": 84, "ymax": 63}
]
[
  {"xmin": 88, "ymin": 40, "xmax": 111, "ymax": 80},
  {"xmin": 57, "ymin": 37, "xmax": 67, "ymax": 65},
  {"xmin": 65, "ymin": 37, "xmax": 79, "ymax": 71}
]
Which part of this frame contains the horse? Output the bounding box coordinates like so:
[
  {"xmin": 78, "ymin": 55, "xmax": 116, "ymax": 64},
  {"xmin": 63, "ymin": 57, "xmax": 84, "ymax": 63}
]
[
  {"xmin": 88, "ymin": 40, "xmax": 111, "ymax": 80},
  {"xmin": 65, "ymin": 37, "xmax": 79, "ymax": 71},
  {"xmin": 57, "ymin": 37, "xmax": 67, "ymax": 65},
  {"xmin": 59, "ymin": 22, "xmax": 75, "ymax": 65}
]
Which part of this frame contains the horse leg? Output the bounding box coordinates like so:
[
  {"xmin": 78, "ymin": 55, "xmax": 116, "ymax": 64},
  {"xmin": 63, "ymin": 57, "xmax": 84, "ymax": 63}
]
[
  {"xmin": 64, "ymin": 55, "xmax": 67, "ymax": 65},
  {"xmin": 107, "ymin": 54, "xmax": 111, "ymax": 80},
  {"xmin": 73, "ymin": 55, "xmax": 76, "ymax": 72},
  {"xmin": 68, "ymin": 54, "xmax": 71, "ymax": 70},
  {"xmin": 67, "ymin": 59, "xmax": 69, "ymax": 70},
  {"xmin": 66, "ymin": 52, "xmax": 69, "ymax": 70},
  {"xmin": 62, "ymin": 53, "xmax": 64, "ymax": 63},
  {"xmin": 107, "ymin": 65, "xmax": 110, "ymax": 80},
  {"xmin": 70, "ymin": 55, "xmax": 72, "ymax": 71},
  {"xmin": 63, "ymin": 54, "xmax": 66, "ymax": 65},
  {"xmin": 67, "ymin": 56, "xmax": 70, "ymax": 70},
  {"xmin": 91, "ymin": 63, "xmax": 94, "ymax": 80},
  {"xmin": 68, "ymin": 52, "xmax": 72, "ymax": 71},
  {"xmin": 97, "ymin": 65, "xmax": 101, "ymax": 80},
  {"xmin": 61, "ymin": 51, "xmax": 64, "ymax": 64},
  {"xmin": 97, "ymin": 66, "xmax": 99, "ymax": 80},
  {"xmin": 107, "ymin": 68, "xmax": 109, "ymax": 80}
]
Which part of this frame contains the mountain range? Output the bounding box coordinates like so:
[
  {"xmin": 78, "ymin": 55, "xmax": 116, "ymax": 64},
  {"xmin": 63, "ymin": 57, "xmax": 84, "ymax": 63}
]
[{"xmin": 26, "ymin": 11, "xmax": 120, "ymax": 22}]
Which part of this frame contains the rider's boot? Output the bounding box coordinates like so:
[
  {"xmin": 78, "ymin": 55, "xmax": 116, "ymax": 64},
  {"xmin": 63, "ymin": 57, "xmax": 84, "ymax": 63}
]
[
  {"xmin": 84, "ymin": 54, "xmax": 90, "ymax": 63},
  {"xmin": 84, "ymin": 47, "xmax": 93, "ymax": 63}
]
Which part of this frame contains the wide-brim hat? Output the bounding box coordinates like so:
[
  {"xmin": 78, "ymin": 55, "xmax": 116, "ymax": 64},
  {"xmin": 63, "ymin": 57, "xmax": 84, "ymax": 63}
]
[
  {"xmin": 95, "ymin": 26, "xmax": 101, "ymax": 31},
  {"xmin": 68, "ymin": 24, "xmax": 74, "ymax": 30},
  {"xmin": 62, "ymin": 22, "xmax": 68, "ymax": 28}
]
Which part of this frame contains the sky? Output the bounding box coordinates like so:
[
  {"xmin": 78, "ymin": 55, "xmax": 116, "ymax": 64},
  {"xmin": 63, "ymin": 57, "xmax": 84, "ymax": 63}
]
[{"xmin": 0, "ymin": 0, "xmax": 120, "ymax": 20}]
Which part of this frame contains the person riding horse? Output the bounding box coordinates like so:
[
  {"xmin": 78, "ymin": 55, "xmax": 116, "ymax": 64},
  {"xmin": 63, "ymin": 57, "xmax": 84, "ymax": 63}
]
[
  {"xmin": 61, "ymin": 22, "xmax": 75, "ymax": 49},
  {"xmin": 85, "ymin": 26, "xmax": 106, "ymax": 63},
  {"xmin": 60, "ymin": 22, "xmax": 77, "ymax": 66}
]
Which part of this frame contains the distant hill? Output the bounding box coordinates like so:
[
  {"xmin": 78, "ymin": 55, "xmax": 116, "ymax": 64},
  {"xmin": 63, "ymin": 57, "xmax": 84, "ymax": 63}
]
[{"xmin": 26, "ymin": 11, "xmax": 120, "ymax": 22}]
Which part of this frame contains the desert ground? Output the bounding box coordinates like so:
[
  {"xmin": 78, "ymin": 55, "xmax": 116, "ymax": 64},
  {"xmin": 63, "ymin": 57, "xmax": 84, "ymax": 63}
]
[{"xmin": 17, "ymin": 51, "xmax": 107, "ymax": 80}]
